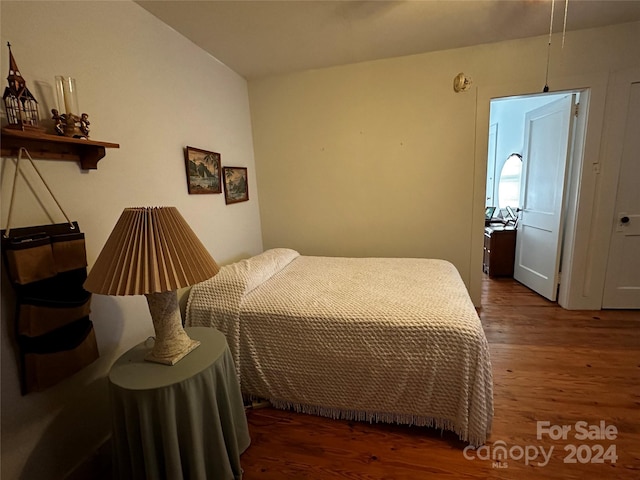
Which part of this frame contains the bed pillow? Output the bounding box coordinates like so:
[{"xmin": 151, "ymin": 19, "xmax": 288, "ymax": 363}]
[{"xmin": 235, "ymin": 248, "xmax": 300, "ymax": 295}]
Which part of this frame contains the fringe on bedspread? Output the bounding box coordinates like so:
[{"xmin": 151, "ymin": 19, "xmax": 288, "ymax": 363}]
[{"xmin": 253, "ymin": 396, "xmax": 487, "ymax": 447}]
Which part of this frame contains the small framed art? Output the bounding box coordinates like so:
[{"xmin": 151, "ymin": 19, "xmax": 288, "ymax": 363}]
[
  {"xmin": 184, "ymin": 146, "xmax": 222, "ymax": 194},
  {"xmin": 223, "ymin": 167, "xmax": 249, "ymax": 204}
]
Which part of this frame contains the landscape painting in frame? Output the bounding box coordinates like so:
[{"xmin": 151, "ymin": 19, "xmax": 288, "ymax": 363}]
[
  {"xmin": 223, "ymin": 167, "xmax": 249, "ymax": 204},
  {"xmin": 184, "ymin": 146, "xmax": 222, "ymax": 194}
]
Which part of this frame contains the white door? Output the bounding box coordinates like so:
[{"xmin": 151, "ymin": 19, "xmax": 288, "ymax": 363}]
[
  {"xmin": 603, "ymin": 82, "xmax": 640, "ymax": 309},
  {"xmin": 514, "ymin": 94, "xmax": 576, "ymax": 301}
]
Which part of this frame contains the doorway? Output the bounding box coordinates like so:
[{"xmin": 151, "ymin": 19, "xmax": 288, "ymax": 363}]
[{"xmin": 485, "ymin": 91, "xmax": 585, "ymax": 302}]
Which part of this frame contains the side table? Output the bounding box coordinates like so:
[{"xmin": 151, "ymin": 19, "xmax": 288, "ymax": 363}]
[{"xmin": 108, "ymin": 327, "xmax": 250, "ymax": 480}]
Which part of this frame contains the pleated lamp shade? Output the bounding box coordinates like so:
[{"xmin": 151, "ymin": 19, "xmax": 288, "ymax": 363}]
[
  {"xmin": 84, "ymin": 207, "xmax": 219, "ymax": 296},
  {"xmin": 84, "ymin": 207, "xmax": 220, "ymax": 365}
]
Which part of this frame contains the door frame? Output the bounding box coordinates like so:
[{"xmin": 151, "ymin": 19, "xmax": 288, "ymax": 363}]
[{"xmin": 470, "ymin": 72, "xmax": 610, "ymax": 310}]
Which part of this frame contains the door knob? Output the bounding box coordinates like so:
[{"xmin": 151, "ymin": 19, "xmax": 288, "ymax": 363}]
[{"xmin": 620, "ymin": 216, "xmax": 630, "ymax": 224}]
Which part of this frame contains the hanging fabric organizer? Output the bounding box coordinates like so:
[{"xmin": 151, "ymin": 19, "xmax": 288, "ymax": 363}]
[{"xmin": 1, "ymin": 147, "xmax": 99, "ymax": 394}]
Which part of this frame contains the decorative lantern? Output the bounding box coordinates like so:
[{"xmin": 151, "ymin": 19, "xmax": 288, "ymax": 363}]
[{"xmin": 3, "ymin": 42, "xmax": 42, "ymax": 131}]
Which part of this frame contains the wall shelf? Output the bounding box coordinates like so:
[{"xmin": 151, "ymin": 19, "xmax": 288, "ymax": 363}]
[{"xmin": 1, "ymin": 128, "xmax": 119, "ymax": 170}]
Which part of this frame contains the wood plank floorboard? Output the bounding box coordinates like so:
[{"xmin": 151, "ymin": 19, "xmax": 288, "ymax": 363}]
[{"xmin": 240, "ymin": 276, "xmax": 640, "ymax": 479}]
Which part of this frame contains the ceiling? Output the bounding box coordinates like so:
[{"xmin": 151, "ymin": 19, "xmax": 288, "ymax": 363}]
[{"xmin": 136, "ymin": 0, "xmax": 640, "ymax": 80}]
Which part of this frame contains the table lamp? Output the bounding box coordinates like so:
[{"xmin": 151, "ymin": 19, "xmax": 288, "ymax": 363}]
[{"xmin": 84, "ymin": 207, "xmax": 219, "ymax": 365}]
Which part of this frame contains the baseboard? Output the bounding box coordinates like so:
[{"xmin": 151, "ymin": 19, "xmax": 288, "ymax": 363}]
[{"xmin": 64, "ymin": 436, "xmax": 112, "ymax": 480}]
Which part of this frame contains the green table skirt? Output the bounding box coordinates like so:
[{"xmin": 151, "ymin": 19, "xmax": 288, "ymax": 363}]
[{"xmin": 109, "ymin": 327, "xmax": 250, "ymax": 479}]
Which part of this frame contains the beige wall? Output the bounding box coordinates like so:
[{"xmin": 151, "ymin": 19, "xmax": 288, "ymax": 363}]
[
  {"xmin": 0, "ymin": 2, "xmax": 262, "ymax": 478},
  {"xmin": 249, "ymin": 21, "xmax": 640, "ymax": 306},
  {"xmin": 1, "ymin": 2, "xmax": 639, "ymax": 476}
]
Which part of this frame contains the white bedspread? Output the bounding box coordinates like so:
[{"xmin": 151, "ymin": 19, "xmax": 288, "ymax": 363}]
[{"xmin": 186, "ymin": 248, "xmax": 493, "ymax": 445}]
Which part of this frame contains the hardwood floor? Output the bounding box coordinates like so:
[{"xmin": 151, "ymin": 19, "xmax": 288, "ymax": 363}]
[{"xmin": 240, "ymin": 276, "xmax": 640, "ymax": 479}]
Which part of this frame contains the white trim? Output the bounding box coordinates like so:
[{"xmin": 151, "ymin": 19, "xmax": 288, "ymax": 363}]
[{"xmin": 472, "ymin": 73, "xmax": 610, "ymax": 310}]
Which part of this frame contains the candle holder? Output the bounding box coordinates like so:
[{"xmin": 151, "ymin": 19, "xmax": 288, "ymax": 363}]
[{"xmin": 53, "ymin": 76, "xmax": 89, "ymax": 138}]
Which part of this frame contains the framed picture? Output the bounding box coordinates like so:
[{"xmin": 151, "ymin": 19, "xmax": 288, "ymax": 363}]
[
  {"xmin": 223, "ymin": 167, "xmax": 249, "ymax": 204},
  {"xmin": 184, "ymin": 146, "xmax": 222, "ymax": 194}
]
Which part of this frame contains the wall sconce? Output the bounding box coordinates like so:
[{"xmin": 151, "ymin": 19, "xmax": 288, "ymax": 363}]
[{"xmin": 453, "ymin": 72, "xmax": 473, "ymax": 93}]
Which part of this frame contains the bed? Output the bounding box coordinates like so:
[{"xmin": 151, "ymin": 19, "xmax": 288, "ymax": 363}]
[{"xmin": 186, "ymin": 248, "xmax": 493, "ymax": 445}]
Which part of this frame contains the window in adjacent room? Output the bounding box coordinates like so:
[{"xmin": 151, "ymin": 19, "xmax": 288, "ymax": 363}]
[{"xmin": 498, "ymin": 153, "xmax": 522, "ymax": 208}]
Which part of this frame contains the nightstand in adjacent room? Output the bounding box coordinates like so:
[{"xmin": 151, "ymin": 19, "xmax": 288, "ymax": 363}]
[
  {"xmin": 108, "ymin": 327, "xmax": 250, "ymax": 480},
  {"xmin": 483, "ymin": 226, "xmax": 517, "ymax": 277}
]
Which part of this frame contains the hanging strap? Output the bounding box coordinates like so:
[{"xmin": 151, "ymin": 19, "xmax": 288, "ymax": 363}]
[{"xmin": 4, "ymin": 147, "xmax": 74, "ymax": 238}]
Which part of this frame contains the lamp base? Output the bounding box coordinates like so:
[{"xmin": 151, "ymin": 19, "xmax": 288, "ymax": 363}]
[
  {"xmin": 144, "ymin": 291, "xmax": 200, "ymax": 366},
  {"xmin": 145, "ymin": 338, "xmax": 200, "ymax": 365}
]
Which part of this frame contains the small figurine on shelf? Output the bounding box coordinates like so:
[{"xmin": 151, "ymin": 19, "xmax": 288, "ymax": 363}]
[
  {"xmin": 51, "ymin": 108, "xmax": 64, "ymax": 136},
  {"xmin": 80, "ymin": 113, "xmax": 90, "ymax": 138},
  {"xmin": 50, "ymin": 107, "xmax": 86, "ymax": 138}
]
